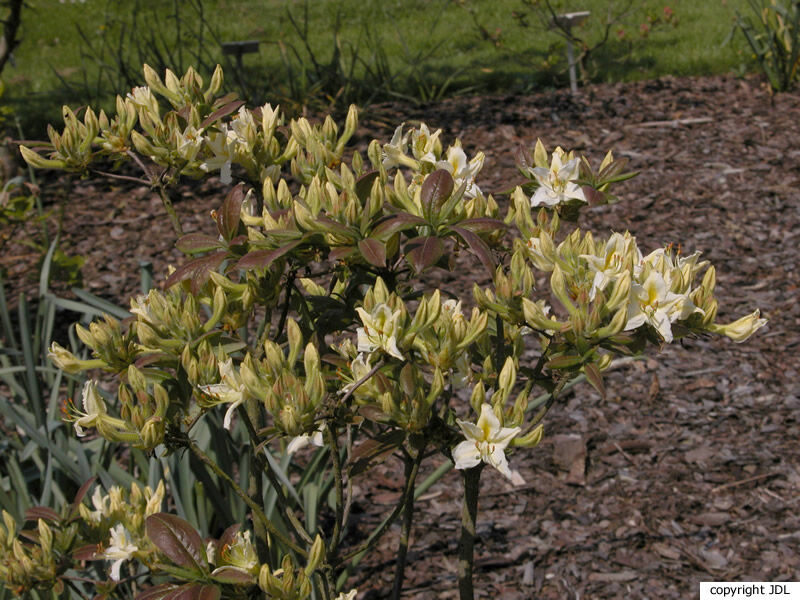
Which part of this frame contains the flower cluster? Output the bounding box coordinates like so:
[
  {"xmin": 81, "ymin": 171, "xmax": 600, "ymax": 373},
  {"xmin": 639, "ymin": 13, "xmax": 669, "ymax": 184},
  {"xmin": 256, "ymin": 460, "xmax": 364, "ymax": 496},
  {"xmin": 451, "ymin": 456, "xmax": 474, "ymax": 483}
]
[{"xmin": 16, "ymin": 64, "xmax": 767, "ymax": 599}]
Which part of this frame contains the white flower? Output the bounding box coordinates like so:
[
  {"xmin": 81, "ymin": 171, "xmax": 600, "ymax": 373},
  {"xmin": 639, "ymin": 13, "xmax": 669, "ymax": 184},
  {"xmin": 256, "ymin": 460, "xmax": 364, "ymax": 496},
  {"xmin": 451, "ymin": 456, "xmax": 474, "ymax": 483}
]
[
  {"xmin": 382, "ymin": 124, "xmax": 413, "ymax": 169},
  {"xmin": 624, "ymin": 270, "xmax": 687, "ymax": 343},
  {"xmin": 334, "ymin": 591, "xmax": 358, "ymax": 600},
  {"xmin": 530, "ymin": 147, "xmax": 586, "ymax": 207},
  {"xmin": 201, "ymin": 126, "xmax": 238, "ymax": 184},
  {"xmin": 71, "ymin": 381, "xmax": 108, "ymax": 437},
  {"xmin": 199, "ymin": 358, "xmax": 246, "ymax": 430},
  {"xmin": 442, "ymin": 299, "xmax": 464, "ymax": 318},
  {"xmin": 580, "ymin": 232, "xmax": 633, "ymax": 300},
  {"xmin": 435, "ymin": 145, "xmax": 484, "ymax": 199},
  {"xmin": 104, "ymin": 524, "xmax": 138, "ymax": 582},
  {"xmin": 85, "ymin": 487, "xmax": 111, "ymax": 523},
  {"xmin": 453, "ymin": 403, "xmax": 523, "ymax": 483},
  {"xmin": 409, "ymin": 123, "xmax": 441, "ymax": 165},
  {"xmin": 176, "ymin": 125, "xmax": 205, "ymax": 162},
  {"xmin": 355, "ymin": 304, "xmax": 405, "ymax": 360},
  {"xmin": 126, "ymin": 86, "xmax": 160, "ymax": 119},
  {"xmin": 230, "ymin": 106, "xmax": 257, "ymax": 151},
  {"xmin": 286, "ymin": 425, "xmax": 325, "ymax": 454}
]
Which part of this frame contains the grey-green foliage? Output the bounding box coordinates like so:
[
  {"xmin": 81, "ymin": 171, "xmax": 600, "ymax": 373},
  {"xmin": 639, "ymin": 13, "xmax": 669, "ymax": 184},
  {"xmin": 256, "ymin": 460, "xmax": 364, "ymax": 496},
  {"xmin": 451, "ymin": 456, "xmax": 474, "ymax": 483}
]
[{"xmin": 732, "ymin": 0, "xmax": 800, "ymax": 91}]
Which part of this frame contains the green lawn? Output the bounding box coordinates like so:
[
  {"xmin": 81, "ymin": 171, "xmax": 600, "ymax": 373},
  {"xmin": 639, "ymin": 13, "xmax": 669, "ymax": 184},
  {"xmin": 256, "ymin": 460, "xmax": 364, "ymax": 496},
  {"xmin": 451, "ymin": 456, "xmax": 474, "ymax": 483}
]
[{"xmin": 3, "ymin": 0, "xmax": 752, "ymax": 133}]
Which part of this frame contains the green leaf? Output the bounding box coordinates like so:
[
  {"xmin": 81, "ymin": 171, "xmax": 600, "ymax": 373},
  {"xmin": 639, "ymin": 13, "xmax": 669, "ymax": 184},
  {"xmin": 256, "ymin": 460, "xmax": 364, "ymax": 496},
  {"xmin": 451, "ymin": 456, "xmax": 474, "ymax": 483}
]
[
  {"xmin": 404, "ymin": 236, "xmax": 444, "ymax": 273},
  {"xmin": 145, "ymin": 513, "xmax": 208, "ymax": 574},
  {"xmin": 358, "ymin": 238, "xmax": 386, "ymax": 268}
]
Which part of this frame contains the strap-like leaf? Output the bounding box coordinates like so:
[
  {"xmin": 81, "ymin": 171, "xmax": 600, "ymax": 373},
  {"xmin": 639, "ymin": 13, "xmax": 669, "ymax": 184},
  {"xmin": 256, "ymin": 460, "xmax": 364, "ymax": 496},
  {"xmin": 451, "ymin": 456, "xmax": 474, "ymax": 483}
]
[{"xmin": 145, "ymin": 513, "xmax": 208, "ymax": 574}]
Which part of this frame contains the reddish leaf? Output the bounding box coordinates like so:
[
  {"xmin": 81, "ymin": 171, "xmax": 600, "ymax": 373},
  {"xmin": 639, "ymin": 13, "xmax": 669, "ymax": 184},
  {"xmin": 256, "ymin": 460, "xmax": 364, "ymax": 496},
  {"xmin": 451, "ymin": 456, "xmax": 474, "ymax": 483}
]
[
  {"xmin": 69, "ymin": 477, "xmax": 96, "ymax": 518},
  {"xmin": 211, "ymin": 566, "xmax": 257, "ymax": 585},
  {"xmin": 371, "ymin": 212, "xmax": 426, "ymax": 238},
  {"xmin": 545, "ymin": 355, "xmax": 583, "ymax": 370},
  {"xmin": 584, "ymin": 362, "xmax": 606, "ymax": 399},
  {"xmin": 175, "ymin": 234, "xmax": 224, "ymax": 255},
  {"xmin": 235, "ymin": 240, "xmax": 301, "ymax": 270},
  {"xmin": 217, "ymin": 184, "xmax": 244, "ymax": 241},
  {"xmin": 145, "ymin": 513, "xmax": 208, "ymax": 574},
  {"xmin": 458, "ymin": 218, "xmax": 507, "ymax": 233},
  {"xmin": 598, "ymin": 156, "xmax": 629, "ymax": 179},
  {"xmin": 315, "ymin": 215, "xmax": 354, "ymax": 236},
  {"xmin": 355, "ymin": 170, "xmax": 380, "ymax": 203},
  {"xmin": 228, "ymin": 234, "xmax": 248, "ymax": 247},
  {"xmin": 420, "ymin": 169, "xmax": 454, "ymax": 217},
  {"xmin": 136, "ymin": 584, "xmax": 180, "ymax": 600},
  {"xmin": 166, "ymin": 584, "xmax": 221, "ymax": 600},
  {"xmin": 217, "ymin": 524, "xmax": 240, "ymax": 549},
  {"xmin": 358, "ymin": 238, "xmax": 386, "ymax": 268},
  {"xmin": 200, "ymin": 100, "xmax": 245, "ymax": 129},
  {"xmin": 451, "ymin": 226, "xmax": 495, "ymax": 273},
  {"xmin": 329, "ymin": 246, "xmax": 357, "ymax": 261},
  {"xmin": 582, "ymin": 186, "xmax": 606, "ymax": 206},
  {"xmin": 25, "ymin": 506, "xmax": 61, "ymax": 524},
  {"xmin": 515, "ymin": 146, "xmax": 532, "ymax": 171},
  {"xmin": 165, "ymin": 251, "xmax": 227, "ymax": 294},
  {"xmin": 72, "ymin": 544, "xmax": 101, "ymax": 561},
  {"xmin": 349, "ymin": 430, "xmax": 406, "ymax": 477},
  {"xmin": 404, "ymin": 236, "xmax": 445, "ymax": 273}
]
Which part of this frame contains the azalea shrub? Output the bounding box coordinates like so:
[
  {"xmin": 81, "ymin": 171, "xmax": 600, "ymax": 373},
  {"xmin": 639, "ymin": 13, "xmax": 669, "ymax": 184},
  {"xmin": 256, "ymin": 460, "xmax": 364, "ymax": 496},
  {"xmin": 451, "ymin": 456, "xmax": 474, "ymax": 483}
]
[{"xmin": 5, "ymin": 64, "xmax": 767, "ymax": 600}]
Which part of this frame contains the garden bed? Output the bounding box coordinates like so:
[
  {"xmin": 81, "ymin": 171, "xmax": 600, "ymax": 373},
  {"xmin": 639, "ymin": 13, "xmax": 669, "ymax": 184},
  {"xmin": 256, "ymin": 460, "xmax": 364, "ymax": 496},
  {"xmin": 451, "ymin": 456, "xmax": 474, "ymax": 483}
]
[{"xmin": 9, "ymin": 73, "xmax": 800, "ymax": 598}]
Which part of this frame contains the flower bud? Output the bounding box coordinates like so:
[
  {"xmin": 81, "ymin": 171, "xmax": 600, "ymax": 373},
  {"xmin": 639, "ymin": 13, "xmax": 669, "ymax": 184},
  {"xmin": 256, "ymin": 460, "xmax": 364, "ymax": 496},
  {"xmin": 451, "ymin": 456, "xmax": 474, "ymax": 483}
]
[
  {"xmin": 19, "ymin": 145, "xmax": 66, "ymax": 170},
  {"xmin": 206, "ymin": 64, "xmax": 224, "ymax": 100},
  {"xmin": 708, "ymin": 309, "xmax": 767, "ymax": 343},
  {"xmin": 513, "ymin": 423, "xmax": 544, "ymax": 448},
  {"xmin": 304, "ymin": 534, "xmax": 325, "ymax": 576}
]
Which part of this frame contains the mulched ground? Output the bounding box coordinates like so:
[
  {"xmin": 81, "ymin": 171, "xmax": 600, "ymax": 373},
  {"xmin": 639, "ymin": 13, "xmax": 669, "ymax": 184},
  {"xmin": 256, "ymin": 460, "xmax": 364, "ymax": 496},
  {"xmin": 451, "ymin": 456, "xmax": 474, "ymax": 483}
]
[{"xmin": 4, "ymin": 74, "xmax": 799, "ymax": 598}]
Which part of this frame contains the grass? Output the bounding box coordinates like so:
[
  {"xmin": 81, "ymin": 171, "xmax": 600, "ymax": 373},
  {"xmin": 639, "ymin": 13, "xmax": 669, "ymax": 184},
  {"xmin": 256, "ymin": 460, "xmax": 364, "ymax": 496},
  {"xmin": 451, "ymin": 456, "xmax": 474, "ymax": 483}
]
[{"xmin": 2, "ymin": 0, "xmax": 753, "ymax": 134}]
